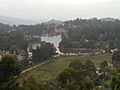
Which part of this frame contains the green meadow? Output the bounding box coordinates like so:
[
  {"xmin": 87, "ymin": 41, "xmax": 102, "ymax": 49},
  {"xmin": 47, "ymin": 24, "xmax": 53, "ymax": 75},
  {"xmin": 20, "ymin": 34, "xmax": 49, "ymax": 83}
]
[{"xmin": 19, "ymin": 53, "xmax": 111, "ymax": 83}]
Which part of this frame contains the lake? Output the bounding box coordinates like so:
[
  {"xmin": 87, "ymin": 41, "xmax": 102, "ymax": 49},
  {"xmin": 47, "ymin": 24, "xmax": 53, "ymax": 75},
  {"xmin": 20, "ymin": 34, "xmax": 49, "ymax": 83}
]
[{"xmin": 41, "ymin": 35, "xmax": 62, "ymax": 54}]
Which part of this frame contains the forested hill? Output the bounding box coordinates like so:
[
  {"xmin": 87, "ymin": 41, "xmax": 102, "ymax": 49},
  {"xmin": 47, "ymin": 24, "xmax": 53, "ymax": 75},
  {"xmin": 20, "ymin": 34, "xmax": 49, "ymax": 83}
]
[
  {"xmin": 0, "ymin": 17, "xmax": 120, "ymax": 53},
  {"xmin": 0, "ymin": 22, "xmax": 11, "ymax": 31},
  {"xmin": 60, "ymin": 18, "xmax": 120, "ymax": 53}
]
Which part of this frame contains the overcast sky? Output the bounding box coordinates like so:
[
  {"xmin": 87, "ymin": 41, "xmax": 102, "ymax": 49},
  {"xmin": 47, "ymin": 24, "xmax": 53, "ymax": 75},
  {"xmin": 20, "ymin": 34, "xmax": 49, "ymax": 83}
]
[{"xmin": 0, "ymin": 0, "xmax": 120, "ymax": 21}]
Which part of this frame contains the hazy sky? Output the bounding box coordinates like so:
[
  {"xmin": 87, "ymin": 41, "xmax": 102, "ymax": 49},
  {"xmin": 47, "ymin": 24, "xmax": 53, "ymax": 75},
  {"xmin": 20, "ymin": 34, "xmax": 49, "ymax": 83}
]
[{"xmin": 0, "ymin": 0, "xmax": 120, "ymax": 21}]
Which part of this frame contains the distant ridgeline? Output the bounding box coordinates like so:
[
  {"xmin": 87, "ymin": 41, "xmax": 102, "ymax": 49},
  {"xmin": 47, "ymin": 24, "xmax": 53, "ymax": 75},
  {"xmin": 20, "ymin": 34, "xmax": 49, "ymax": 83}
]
[{"xmin": 59, "ymin": 18, "xmax": 120, "ymax": 53}]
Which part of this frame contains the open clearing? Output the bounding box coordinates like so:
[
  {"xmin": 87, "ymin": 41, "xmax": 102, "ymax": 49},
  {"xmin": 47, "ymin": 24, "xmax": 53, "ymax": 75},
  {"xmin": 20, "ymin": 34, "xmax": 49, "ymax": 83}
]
[{"xmin": 19, "ymin": 53, "xmax": 111, "ymax": 83}]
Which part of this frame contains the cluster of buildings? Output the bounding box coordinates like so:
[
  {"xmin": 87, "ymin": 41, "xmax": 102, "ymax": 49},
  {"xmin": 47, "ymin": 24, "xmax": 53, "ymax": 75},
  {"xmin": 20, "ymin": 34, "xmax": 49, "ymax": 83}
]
[
  {"xmin": 54, "ymin": 28, "xmax": 65, "ymax": 34},
  {"xmin": 0, "ymin": 42, "xmax": 41, "ymax": 62}
]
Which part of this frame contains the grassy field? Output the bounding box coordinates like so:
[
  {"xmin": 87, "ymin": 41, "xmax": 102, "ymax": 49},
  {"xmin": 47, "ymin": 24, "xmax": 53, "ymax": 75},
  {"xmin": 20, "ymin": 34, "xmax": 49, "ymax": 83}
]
[{"xmin": 19, "ymin": 53, "xmax": 112, "ymax": 83}]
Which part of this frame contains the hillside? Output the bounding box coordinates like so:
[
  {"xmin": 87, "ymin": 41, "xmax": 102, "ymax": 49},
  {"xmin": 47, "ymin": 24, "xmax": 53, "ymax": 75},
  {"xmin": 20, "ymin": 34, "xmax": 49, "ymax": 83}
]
[
  {"xmin": 60, "ymin": 18, "xmax": 120, "ymax": 53},
  {"xmin": 19, "ymin": 54, "xmax": 111, "ymax": 82}
]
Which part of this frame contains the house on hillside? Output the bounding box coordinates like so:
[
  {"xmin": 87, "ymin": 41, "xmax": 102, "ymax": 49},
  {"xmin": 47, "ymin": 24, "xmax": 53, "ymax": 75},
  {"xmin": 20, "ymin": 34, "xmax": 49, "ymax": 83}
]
[
  {"xmin": 17, "ymin": 50, "xmax": 28, "ymax": 61},
  {"xmin": 27, "ymin": 43, "xmax": 41, "ymax": 51},
  {"xmin": 54, "ymin": 28, "xmax": 65, "ymax": 35}
]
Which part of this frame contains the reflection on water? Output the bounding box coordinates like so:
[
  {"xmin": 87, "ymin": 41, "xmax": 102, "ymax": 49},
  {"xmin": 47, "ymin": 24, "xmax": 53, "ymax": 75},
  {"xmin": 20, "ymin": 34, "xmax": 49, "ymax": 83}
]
[{"xmin": 41, "ymin": 35, "xmax": 62, "ymax": 53}]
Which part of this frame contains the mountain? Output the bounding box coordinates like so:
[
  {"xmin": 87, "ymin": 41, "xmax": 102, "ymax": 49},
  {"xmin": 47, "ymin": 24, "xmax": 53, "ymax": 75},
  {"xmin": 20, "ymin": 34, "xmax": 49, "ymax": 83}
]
[
  {"xmin": 100, "ymin": 17, "xmax": 118, "ymax": 22},
  {"xmin": 0, "ymin": 15, "xmax": 40, "ymax": 25}
]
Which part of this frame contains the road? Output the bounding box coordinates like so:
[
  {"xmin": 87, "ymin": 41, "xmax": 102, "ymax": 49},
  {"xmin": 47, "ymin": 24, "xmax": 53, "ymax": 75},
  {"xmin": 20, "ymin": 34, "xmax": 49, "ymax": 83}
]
[{"xmin": 21, "ymin": 60, "xmax": 49, "ymax": 74}]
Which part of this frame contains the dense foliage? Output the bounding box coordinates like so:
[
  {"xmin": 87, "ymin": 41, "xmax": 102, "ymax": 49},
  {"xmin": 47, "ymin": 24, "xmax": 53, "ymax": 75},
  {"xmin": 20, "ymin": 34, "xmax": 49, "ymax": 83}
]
[
  {"xmin": 112, "ymin": 50, "xmax": 120, "ymax": 67},
  {"xmin": 60, "ymin": 18, "xmax": 120, "ymax": 53},
  {"xmin": 32, "ymin": 42, "xmax": 56, "ymax": 62},
  {"xmin": 0, "ymin": 31, "xmax": 27, "ymax": 51},
  {"xmin": 0, "ymin": 55, "xmax": 21, "ymax": 90}
]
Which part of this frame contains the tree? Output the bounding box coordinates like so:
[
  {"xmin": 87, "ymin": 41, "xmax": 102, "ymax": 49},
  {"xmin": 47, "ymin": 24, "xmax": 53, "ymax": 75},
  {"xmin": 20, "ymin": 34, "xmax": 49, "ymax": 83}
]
[
  {"xmin": 0, "ymin": 30, "xmax": 27, "ymax": 51},
  {"xmin": 69, "ymin": 60, "xmax": 84, "ymax": 70},
  {"xmin": 21, "ymin": 76, "xmax": 51, "ymax": 90},
  {"xmin": 9, "ymin": 45, "xmax": 19, "ymax": 55},
  {"xmin": 112, "ymin": 50, "xmax": 120, "ymax": 67},
  {"xmin": 22, "ymin": 76, "xmax": 40, "ymax": 90},
  {"xmin": 84, "ymin": 60, "xmax": 96, "ymax": 73},
  {"xmin": 0, "ymin": 55, "xmax": 21, "ymax": 90},
  {"xmin": 110, "ymin": 71, "xmax": 120, "ymax": 90},
  {"xmin": 84, "ymin": 60, "xmax": 96, "ymax": 78},
  {"xmin": 58, "ymin": 69, "xmax": 94, "ymax": 90},
  {"xmin": 32, "ymin": 42, "xmax": 56, "ymax": 62},
  {"xmin": 100, "ymin": 61, "xmax": 108, "ymax": 69}
]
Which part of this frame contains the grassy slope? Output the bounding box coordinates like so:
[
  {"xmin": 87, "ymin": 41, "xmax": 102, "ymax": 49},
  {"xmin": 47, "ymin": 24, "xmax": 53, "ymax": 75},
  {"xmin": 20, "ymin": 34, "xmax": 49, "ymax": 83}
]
[{"xmin": 19, "ymin": 53, "xmax": 111, "ymax": 83}]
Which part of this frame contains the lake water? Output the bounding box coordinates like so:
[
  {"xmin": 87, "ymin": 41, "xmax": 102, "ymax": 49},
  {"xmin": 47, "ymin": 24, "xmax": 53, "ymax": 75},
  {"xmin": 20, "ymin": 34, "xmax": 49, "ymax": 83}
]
[{"xmin": 41, "ymin": 35, "xmax": 62, "ymax": 54}]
